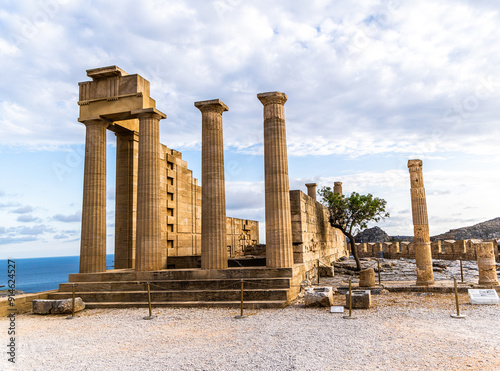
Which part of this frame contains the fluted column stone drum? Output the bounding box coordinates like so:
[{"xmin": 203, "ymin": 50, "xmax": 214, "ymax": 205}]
[
  {"xmin": 80, "ymin": 119, "xmax": 109, "ymax": 273},
  {"xmin": 195, "ymin": 99, "xmax": 229, "ymax": 270},
  {"xmin": 258, "ymin": 91, "xmax": 294, "ymax": 269},
  {"xmin": 408, "ymin": 159, "xmax": 434, "ymax": 286},
  {"xmin": 135, "ymin": 108, "xmax": 166, "ymax": 271}
]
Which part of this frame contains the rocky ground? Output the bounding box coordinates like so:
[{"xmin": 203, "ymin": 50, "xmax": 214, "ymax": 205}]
[
  {"xmin": 328, "ymin": 256, "xmax": 494, "ymax": 285},
  {"xmin": 1, "ymin": 258, "xmax": 499, "ymax": 370}
]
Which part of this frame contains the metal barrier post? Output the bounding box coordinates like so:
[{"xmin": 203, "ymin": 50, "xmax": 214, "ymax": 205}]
[
  {"xmin": 451, "ymin": 277, "xmax": 466, "ymax": 319},
  {"xmin": 66, "ymin": 283, "xmax": 77, "ymax": 319},
  {"xmin": 377, "ymin": 260, "xmax": 381, "ymax": 285},
  {"xmin": 143, "ymin": 282, "xmax": 155, "ymax": 320},
  {"xmin": 343, "ymin": 279, "xmax": 357, "ymax": 319},
  {"xmin": 235, "ymin": 279, "xmax": 247, "ymax": 319},
  {"xmin": 460, "ymin": 259, "xmax": 464, "ymax": 283}
]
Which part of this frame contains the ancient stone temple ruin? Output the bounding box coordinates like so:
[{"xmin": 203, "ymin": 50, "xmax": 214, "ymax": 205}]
[{"xmin": 50, "ymin": 66, "xmax": 348, "ymax": 308}]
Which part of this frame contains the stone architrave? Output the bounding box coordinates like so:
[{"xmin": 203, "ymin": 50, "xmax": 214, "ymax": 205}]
[
  {"xmin": 305, "ymin": 183, "xmax": 317, "ymax": 201},
  {"xmin": 195, "ymin": 99, "xmax": 229, "ymax": 270},
  {"xmin": 258, "ymin": 91, "xmax": 294, "ymax": 268},
  {"xmin": 79, "ymin": 119, "xmax": 109, "ymax": 273},
  {"xmin": 408, "ymin": 159, "xmax": 434, "ymax": 286},
  {"xmin": 134, "ymin": 108, "xmax": 166, "ymax": 271},
  {"xmin": 475, "ymin": 242, "xmax": 499, "ymax": 285},
  {"xmin": 334, "ymin": 181, "xmax": 343, "ymax": 195}
]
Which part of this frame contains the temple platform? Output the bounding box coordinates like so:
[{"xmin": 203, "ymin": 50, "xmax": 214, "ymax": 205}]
[{"xmin": 48, "ymin": 265, "xmax": 310, "ymax": 309}]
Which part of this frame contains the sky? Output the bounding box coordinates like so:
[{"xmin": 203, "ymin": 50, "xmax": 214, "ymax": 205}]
[{"xmin": 1, "ymin": 0, "xmax": 500, "ymax": 259}]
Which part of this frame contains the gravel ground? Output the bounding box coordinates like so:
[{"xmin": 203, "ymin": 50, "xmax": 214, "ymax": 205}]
[{"xmin": 2, "ymin": 292, "xmax": 499, "ymax": 370}]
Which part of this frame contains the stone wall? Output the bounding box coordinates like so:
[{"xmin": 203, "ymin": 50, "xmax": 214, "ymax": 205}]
[
  {"xmin": 356, "ymin": 239, "xmax": 500, "ymax": 262},
  {"xmin": 290, "ymin": 190, "xmax": 348, "ymax": 265},
  {"xmin": 158, "ymin": 145, "xmax": 259, "ymax": 265}
]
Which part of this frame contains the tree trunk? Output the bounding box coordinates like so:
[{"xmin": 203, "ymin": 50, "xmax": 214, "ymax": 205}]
[{"xmin": 346, "ymin": 233, "xmax": 361, "ymax": 271}]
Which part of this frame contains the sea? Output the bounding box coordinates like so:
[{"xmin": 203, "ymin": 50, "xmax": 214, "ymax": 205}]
[{"xmin": 0, "ymin": 255, "xmax": 114, "ymax": 293}]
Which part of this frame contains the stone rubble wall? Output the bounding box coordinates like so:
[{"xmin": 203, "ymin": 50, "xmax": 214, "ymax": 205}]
[
  {"xmin": 290, "ymin": 190, "xmax": 348, "ymax": 265},
  {"xmin": 355, "ymin": 239, "xmax": 500, "ymax": 262}
]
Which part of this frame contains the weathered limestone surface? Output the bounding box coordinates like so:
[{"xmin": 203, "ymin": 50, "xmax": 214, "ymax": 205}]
[
  {"xmin": 408, "ymin": 159, "xmax": 434, "ymax": 286},
  {"xmin": 304, "ymin": 287, "xmax": 334, "ymax": 307},
  {"xmin": 195, "ymin": 99, "xmax": 229, "ymax": 270},
  {"xmin": 305, "ymin": 183, "xmax": 317, "ymax": 201},
  {"xmin": 80, "ymin": 119, "xmax": 108, "ymax": 273},
  {"xmin": 290, "ymin": 190, "xmax": 347, "ymax": 265},
  {"xmin": 346, "ymin": 290, "xmax": 371, "ymax": 309},
  {"xmin": 258, "ymin": 92, "xmax": 293, "ymax": 268},
  {"xmin": 359, "ymin": 268, "xmax": 375, "ymax": 287},
  {"xmin": 135, "ymin": 109, "xmax": 165, "ymax": 271},
  {"xmin": 32, "ymin": 298, "xmax": 85, "ymax": 315},
  {"xmin": 334, "ymin": 181, "xmax": 343, "ymax": 195},
  {"xmin": 475, "ymin": 242, "xmax": 499, "ymax": 285}
]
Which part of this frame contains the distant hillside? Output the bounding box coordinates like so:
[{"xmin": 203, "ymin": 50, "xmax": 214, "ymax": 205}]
[
  {"xmin": 355, "ymin": 227, "xmax": 392, "ymax": 243},
  {"xmin": 431, "ymin": 217, "xmax": 500, "ymax": 241},
  {"xmin": 354, "ymin": 217, "xmax": 500, "ymax": 243}
]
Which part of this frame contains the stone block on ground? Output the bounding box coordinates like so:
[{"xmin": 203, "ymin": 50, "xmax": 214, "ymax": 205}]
[
  {"xmin": 359, "ymin": 268, "xmax": 375, "ymax": 287},
  {"xmin": 346, "ymin": 290, "xmax": 371, "ymax": 309},
  {"xmin": 319, "ymin": 265, "xmax": 334, "ymax": 277},
  {"xmin": 304, "ymin": 287, "xmax": 334, "ymax": 307},
  {"xmin": 32, "ymin": 300, "xmax": 54, "ymax": 315},
  {"xmin": 33, "ymin": 298, "xmax": 85, "ymax": 315}
]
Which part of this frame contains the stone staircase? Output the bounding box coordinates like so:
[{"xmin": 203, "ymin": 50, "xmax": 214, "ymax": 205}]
[{"xmin": 48, "ymin": 267, "xmax": 296, "ymax": 309}]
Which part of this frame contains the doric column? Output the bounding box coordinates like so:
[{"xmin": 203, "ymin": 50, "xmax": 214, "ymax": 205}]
[
  {"xmin": 408, "ymin": 159, "xmax": 434, "ymax": 286},
  {"xmin": 134, "ymin": 108, "xmax": 166, "ymax": 271},
  {"xmin": 334, "ymin": 181, "xmax": 343, "ymax": 195},
  {"xmin": 305, "ymin": 183, "xmax": 317, "ymax": 201},
  {"xmin": 258, "ymin": 91, "xmax": 293, "ymax": 268},
  {"xmin": 195, "ymin": 99, "xmax": 229, "ymax": 270},
  {"xmin": 80, "ymin": 119, "xmax": 109, "ymax": 273},
  {"xmin": 114, "ymin": 130, "xmax": 139, "ymax": 269},
  {"xmin": 475, "ymin": 242, "xmax": 499, "ymax": 285}
]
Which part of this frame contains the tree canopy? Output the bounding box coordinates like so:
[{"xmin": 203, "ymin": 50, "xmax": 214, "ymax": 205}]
[{"xmin": 319, "ymin": 187, "xmax": 390, "ymax": 270}]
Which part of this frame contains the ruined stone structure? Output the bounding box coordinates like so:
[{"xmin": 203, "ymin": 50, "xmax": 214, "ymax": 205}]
[
  {"xmin": 290, "ymin": 189, "xmax": 347, "ymax": 264},
  {"xmin": 67, "ymin": 66, "xmax": 348, "ymax": 308},
  {"xmin": 408, "ymin": 159, "xmax": 435, "ymax": 286},
  {"xmin": 78, "ymin": 66, "xmax": 258, "ymax": 272},
  {"xmin": 356, "ymin": 239, "xmax": 499, "ymax": 262}
]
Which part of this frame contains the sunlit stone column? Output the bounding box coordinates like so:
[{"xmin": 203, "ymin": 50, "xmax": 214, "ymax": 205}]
[
  {"xmin": 475, "ymin": 242, "xmax": 499, "ymax": 285},
  {"xmin": 258, "ymin": 91, "xmax": 293, "ymax": 268},
  {"xmin": 195, "ymin": 99, "xmax": 229, "ymax": 270},
  {"xmin": 305, "ymin": 183, "xmax": 317, "ymax": 201},
  {"xmin": 408, "ymin": 159, "xmax": 434, "ymax": 286},
  {"xmin": 114, "ymin": 130, "xmax": 139, "ymax": 269},
  {"xmin": 80, "ymin": 119, "xmax": 109, "ymax": 273},
  {"xmin": 334, "ymin": 181, "xmax": 343, "ymax": 195},
  {"xmin": 135, "ymin": 108, "xmax": 166, "ymax": 271}
]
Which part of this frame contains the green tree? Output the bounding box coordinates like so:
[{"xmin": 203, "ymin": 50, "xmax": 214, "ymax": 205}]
[{"xmin": 319, "ymin": 187, "xmax": 390, "ymax": 271}]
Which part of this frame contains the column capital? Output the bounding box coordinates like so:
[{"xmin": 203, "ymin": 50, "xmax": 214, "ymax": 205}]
[
  {"xmin": 408, "ymin": 159, "xmax": 423, "ymax": 170},
  {"xmin": 257, "ymin": 91, "xmax": 287, "ymax": 106},
  {"xmin": 132, "ymin": 108, "xmax": 166, "ymax": 120},
  {"xmin": 79, "ymin": 118, "xmax": 110, "ymax": 128},
  {"xmin": 194, "ymin": 99, "xmax": 228, "ymax": 114},
  {"xmin": 334, "ymin": 181, "xmax": 342, "ymax": 186}
]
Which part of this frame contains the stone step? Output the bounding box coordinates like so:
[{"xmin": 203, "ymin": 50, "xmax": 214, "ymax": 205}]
[
  {"xmin": 68, "ymin": 267, "xmax": 294, "ymax": 283},
  {"xmin": 48, "ymin": 288, "xmax": 289, "ymax": 302},
  {"xmin": 59, "ymin": 278, "xmax": 291, "ymax": 292},
  {"xmin": 84, "ymin": 300, "xmax": 288, "ymax": 309}
]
